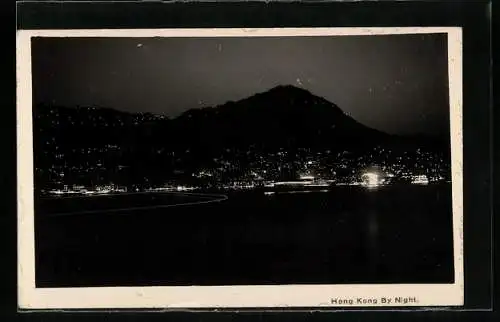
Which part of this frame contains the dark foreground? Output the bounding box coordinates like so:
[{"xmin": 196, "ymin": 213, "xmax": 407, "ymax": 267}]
[{"xmin": 35, "ymin": 184, "xmax": 455, "ymax": 287}]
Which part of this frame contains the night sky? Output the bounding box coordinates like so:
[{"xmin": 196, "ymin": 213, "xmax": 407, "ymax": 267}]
[{"xmin": 31, "ymin": 33, "xmax": 450, "ymax": 137}]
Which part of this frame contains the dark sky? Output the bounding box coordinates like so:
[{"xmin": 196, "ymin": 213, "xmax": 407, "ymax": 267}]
[{"xmin": 31, "ymin": 33, "xmax": 450, "ymax": 137}]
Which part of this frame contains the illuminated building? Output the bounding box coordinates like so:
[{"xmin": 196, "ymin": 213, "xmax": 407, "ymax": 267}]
[{"xmin": 361, "ymin": 172, "xmax": 382, "ymax": 187}]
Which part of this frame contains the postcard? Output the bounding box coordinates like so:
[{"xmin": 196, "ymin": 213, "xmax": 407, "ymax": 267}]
[{"xmin": 17, "ymin": 27, "xmax": 463, "ymax": 309}]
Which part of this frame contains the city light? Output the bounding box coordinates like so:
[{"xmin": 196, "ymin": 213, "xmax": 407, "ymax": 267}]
[
  {"xmin": 412, "ymin": 175, "xmax": 429, "ymax": 185},
  {"xmin": 361, "ymin": 172, "xmax": 380, "ymax": 187},
  {"xmin": 36, "ymin": 106, "xmax": 451, "ymax": 196}
]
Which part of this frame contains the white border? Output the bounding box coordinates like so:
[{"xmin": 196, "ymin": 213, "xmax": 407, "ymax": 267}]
[{"xmin": 17, "ymin": 27, "xmax": 463, "ymax": 309}]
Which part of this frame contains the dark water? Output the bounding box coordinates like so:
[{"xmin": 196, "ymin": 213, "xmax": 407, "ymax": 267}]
[{"xmin": 35, "ymin": 184, "xmax": 455, "ymax": 287}]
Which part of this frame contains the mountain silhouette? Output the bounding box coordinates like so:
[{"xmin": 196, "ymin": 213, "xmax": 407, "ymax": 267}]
[
  {"xmin": 173, "ymin": 85, "xmax": 391, "ymax": 151},
  {"xmin": 34, "ymin": 85, "xmax": 445, "ymax": 155},
  {"xmin": 33, "ymin": 85, "xmax": 450, "ymax": 187}
]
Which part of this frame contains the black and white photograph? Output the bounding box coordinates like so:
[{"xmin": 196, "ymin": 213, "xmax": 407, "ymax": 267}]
[{"xmin": 17, "ymin": 28, "xmax": 463, "ymax": 309}]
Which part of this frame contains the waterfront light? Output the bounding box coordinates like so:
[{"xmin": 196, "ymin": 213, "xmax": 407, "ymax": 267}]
[
  {"xmin": 412, "ymin": 175, "xmax": 429, "ymax": 185},
  {"xmin": 361, "ymin": 172, "xmax": 380, "ymax": 187},
  {"xmin": 299, "ymin": 174, "xmax": 315, "ymax": 180}
]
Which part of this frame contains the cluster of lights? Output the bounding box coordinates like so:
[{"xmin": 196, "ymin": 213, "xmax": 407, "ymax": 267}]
[
  {"xmin": 361, "ymin": 172, "xmax": 381, "ymax": 187},
  {"xmin": 412, "ymin": 175, "xmax": 429, "ymax": 185}
]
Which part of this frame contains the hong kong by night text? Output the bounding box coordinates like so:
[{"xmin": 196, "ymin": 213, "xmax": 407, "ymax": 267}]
[{"xmin": 330, "ymin": 296, "xmax": 419, "ymax": 305}]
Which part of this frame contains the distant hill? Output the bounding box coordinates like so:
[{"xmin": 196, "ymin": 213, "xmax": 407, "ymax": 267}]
[
  {"xmin": 32, "ymin": 85, "xmax": 450, "ymax": 187},
  {"xmin": 172, "ymin": 85, "xmax": 394, "ymax": 151},
  {"xmin": 34, "ymin": 85, "xmax": 448, "ymax": 153}
]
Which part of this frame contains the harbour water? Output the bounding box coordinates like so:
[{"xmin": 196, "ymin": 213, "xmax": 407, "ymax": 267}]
[{"xmin": 35, "ymin": 184, "xmax": 455, "ymax": 287}]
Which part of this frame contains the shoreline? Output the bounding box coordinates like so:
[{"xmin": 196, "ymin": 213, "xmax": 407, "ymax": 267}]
[{"xmin": 38, "ymin": 181, "xmax": 451, "ymax": 200}]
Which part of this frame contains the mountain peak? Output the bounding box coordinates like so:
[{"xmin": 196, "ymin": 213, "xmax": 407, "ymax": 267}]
[
  {"xmin": 271, "ymin": 84, "xmax": 305, "ymax": 90},
  {"xmin": 244, "ymin": 84, "xmax": 327, "ymax": 106},
  {"xmin": 263, "ymin": 84, "xmax": 312, "ymax": 95}
]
